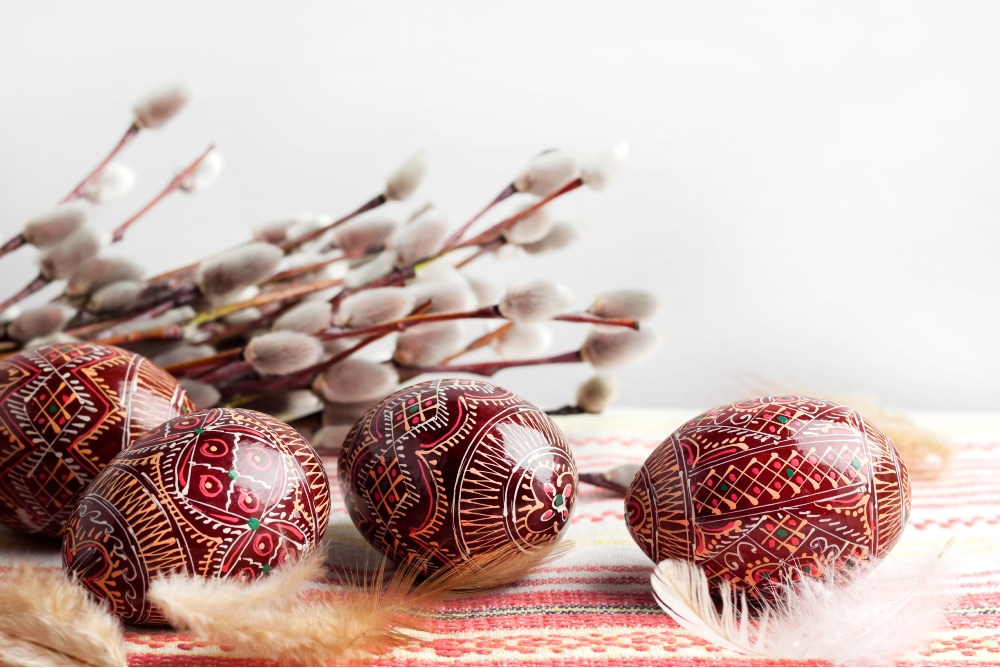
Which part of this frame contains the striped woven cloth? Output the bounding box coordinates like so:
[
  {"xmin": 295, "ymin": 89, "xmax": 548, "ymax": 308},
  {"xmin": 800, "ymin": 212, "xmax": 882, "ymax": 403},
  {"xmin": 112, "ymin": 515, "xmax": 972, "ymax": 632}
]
[{"xmin": 2, "ymin": 408, "xmax": 999, "ymax": 666}]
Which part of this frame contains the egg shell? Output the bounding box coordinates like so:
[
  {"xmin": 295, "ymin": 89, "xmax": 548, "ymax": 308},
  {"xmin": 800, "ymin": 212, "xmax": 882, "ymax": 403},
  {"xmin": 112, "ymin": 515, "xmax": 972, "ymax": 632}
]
[
  {"xmin": 0, "ymin": 342, "xmax": 193, "ymax": 538},
  {"xmin": 339, "ymin": 378, "xmax": 577, "ymax": 575},
  {"xmin": 625, "ymin": 395, "xmax": 911, "ymax": 599},
  {"xmin": 62, "ymin": 407, "xmax": 332, "ymax": 625}
]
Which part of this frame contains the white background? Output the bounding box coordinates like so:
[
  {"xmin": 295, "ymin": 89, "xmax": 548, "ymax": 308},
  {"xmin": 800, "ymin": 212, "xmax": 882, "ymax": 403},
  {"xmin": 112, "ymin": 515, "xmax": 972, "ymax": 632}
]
[{"xmin": 0, "ymin": 1, "xmax": 997, "ymax": 412}]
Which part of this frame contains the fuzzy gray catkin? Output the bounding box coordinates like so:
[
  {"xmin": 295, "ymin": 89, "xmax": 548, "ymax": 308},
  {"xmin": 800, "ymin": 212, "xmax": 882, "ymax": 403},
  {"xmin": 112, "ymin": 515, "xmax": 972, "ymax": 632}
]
[
  {"xmin": 87, "ymin": 280, "xmax": 144, "ymax": 313},
  {"xmin": 389, "ymin": 207, "xmax": 448, "ymax": 268},
  {"xmin": 87, "ymin": 163, "xmax": 135, "ymax": 203},
  {"xmin": 408, "ymin": 281, "xmax": 478, "ymax": 314},
  {"xmin": 178, "ymin": 377, "xmax": 221, "ymax": 410},
  {"xmin": 521, "ymin": 220, "xmax": 584, "ymax": 254},
  {"xmin": 38, "ymin": 226, "xmax": 105, "ymax": 279},
  {"xmin": 133, "ymin": 82, "xmax": 193, "ymax": 129},
  {"xmin": 196, "ymin": 242, "xmax": 283, "ymax": 297},
  {"xmin": 272, "ymin": 301, "xmax": 333, "ymax": 335},
  {"xmin": 66, "ymin": 256, "xmax": 144, "ymax": 297},
  {"xmin": 22, "ymin": 201, "xmax": 90, "ymax": 248},
  {"xmin": 312, "ymin": 358, "xmax": 399, "ymax": 403},
  {"xmin": 514, "ymin": 150, "xmax": 581, "ymax": 197},
  {"xmin": 384, "ymin": 149, "xmax": 429, "ymax": 201},
  {"xmin": 244, "ymin": 331, "xmax": 324, "ymax": 376},
  {"xmin": 491, "ymin": 322, "xmax": 552, "ymax": 358},
  {"xmin": 576, "ymin": 374, "xmax": 619, "ymax": 413},
  {"xmin": 333, "ymin": 214, "xmax": 399, "ymax": 253},
  {"xmin": 498, "ymin": 279, "xmax": 575, "ymax": 323},
  {"xmin": 581, "ymin": 141, "xmax": 628, "ymax": 191},
  {"xmin": 590, "ymin": 289, "xmax": 659, "ymax": 321},
  {"xmin": 580, "ymin": 327, "xmax": 658, "ymax": 369},
  {"xmin": 7, "ymin": 305, "xmax": 71, "ymax": 343},
  {"xmin": 335, "ymin": 287, "xmax": 415, "ymax": 328},
  {"xmin": 393, "ymin": 321, "xmax": 466, "ymax": 366}
]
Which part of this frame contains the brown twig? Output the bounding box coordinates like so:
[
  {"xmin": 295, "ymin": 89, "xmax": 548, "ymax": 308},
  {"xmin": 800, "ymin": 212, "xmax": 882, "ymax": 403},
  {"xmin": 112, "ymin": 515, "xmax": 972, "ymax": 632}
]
[
  {"xmin": 443, "ymin": 184, "xmax": 516, "ymax": 247},
  {"xmin": 164, "ymin": 347, "xmax": 244, "ymax": 378},
  {"xmin": 112, "ymin": 144, "xmax": 215, "ymax": 242},
  {"xmin": 92, "ymin": 324, "xmax": 184, "ymax": 347}
]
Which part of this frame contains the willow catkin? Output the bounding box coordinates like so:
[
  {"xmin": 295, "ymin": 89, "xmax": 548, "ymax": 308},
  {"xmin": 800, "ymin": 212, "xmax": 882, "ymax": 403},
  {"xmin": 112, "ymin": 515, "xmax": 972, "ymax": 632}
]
[
  {"xmin": 335, "ymin": 287, "xmax": 415, "ymax": 328},
  {"xmin": 384, "ymin": 149, "xmax": 429, "ymax": 201},
  {"xmin": 522, "ymin": 220, "xmax": 585, "ymax": 255},
  {"xmin": 393, "ymin": 321, "xmax": 466, "ymax": 366},
  {"xmin": 22, "ymin": 201, "xmax": 90, "ymax": 248},
  {"xmin": 576, "ymin": 374, "xmax": 619, "ymax": 413},
  {"xmin": 133, "ymin": 81, "xmax": 193, "ymax": 129},
  {"xmin": 87, "ymin": 280, "xmax": 144, "ymax": 313},
  {"xmin": 196, "ymin": 242, "xmax": 283, "ymax": 297},
  {"xmin": 245, "ymin": 331, "xmax": 324, "ymax": 376},
  {"xmin": 86, "ymin": 163, "xmax": 135, "ymax": 204},
  {"xmin": 334, "ymin": 213, "xmax": 399, "ymax": 253},
  {"xmin": 498, "ymin": 279, "xmax": 575, "ymax": 323},
  {"xmin": 38, "ymin": 227, "xmax": 105, "ymax": 279},
  {"xmin": 491, "ymin": 322, "xmax": 552, "ymax": 358},
  {"xmin": 389, "ymin": 207, "xmax": 448, "ymax": 268},
  {"xmin": 514, "ymin": 150, "xmax": 581, "ymax": 197},
  {"xmin": 273, "ymin": 301, "xmax": 333, "ymax": 335},
  {"xmin": 313, "ymin": 358, "xmax": 399, "ymax": 403},
  {"xmin": 581, "ymin": 141, "xmax": 628, "ymax": 191},
  {"xmin": 589, "ymin": 289, "xmax": 659, "ymax": 321},
  {"xmin": 66, "ymin": 256, "xmax": 144, "ymax": 297},
  {"xmin": 7, "ymin": 305, "xmax": 72, "ymax": 343},
  {"xmin": 580, "ymin": 327, "xmax": 658, "ymax": 369}
]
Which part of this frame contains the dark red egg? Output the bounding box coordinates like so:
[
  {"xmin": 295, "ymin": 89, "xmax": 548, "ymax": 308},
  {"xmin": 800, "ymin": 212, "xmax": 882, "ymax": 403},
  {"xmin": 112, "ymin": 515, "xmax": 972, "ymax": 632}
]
[
  {"xmin": 625, "ymin": 395, "xmax": 911, "ymax": 599},
  {"xmin": 339, "ymin": 378, "xmax": 577, "ymax": 575},
  {"xmin": 0, "ymin": 342, "xmax": 193, "ymax": 538},
  {"xmin": 62, "ymin": 407, "xmax": 331, "ymax": 625}
]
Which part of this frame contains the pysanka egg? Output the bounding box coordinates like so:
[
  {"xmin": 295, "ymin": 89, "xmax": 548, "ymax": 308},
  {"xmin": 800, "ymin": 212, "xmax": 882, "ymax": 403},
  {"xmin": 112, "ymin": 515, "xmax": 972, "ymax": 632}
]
[
  {"xmin": 0, "ymin": 342, "xmax": 193, "ymax": 538},
  {"xmin": 625, "ymin": 395, "xmax": 910, "ymax": 599},
  {"xmin": 63, "ymin": 407, "xmax": 331, "ymax": 625},
  {"xmin": 339, "ymin": 378, "xmax": 577, "ymax": 576}
]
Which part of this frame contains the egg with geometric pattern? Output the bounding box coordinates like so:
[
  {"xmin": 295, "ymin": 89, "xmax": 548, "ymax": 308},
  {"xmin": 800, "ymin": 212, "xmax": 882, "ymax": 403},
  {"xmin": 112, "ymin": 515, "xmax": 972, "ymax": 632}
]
[
  {"xmin": 625, "ymin": 395, "xmax": 911, "ymax": 600},
  {"xmin": 62, "ymin": 407, "xmax": 331, "ymax": 625},
  {"xmin": 339, "ymin": 378, "xmax": 577, "ymax": 579},
  {"xmin": 0, "ymin": 342, "xmax": 193, "ymax": 538}
]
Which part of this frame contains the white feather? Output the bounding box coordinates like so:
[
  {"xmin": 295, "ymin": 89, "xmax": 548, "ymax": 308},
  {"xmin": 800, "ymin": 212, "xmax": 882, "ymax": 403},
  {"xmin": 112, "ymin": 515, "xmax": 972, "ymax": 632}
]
[{"xmin": 650, "ymin": 538, "xmax": 957, "ymax": 665}]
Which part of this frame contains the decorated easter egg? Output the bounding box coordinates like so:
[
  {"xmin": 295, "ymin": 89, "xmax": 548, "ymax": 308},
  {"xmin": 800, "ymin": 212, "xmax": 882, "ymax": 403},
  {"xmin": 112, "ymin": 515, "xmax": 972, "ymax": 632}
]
[
  {"xmin": 625, "ymin": 395, "xmax": 910, "ymax": 599},
  {"xmin": 340, "ymin": 378, "xmax": 577, "ymax": 575},
  {"xmin": 0, "ymin": 342, "xmax": 193, "ymax": 538},
  {"xmin": 63, "ymin": 407, "xmax": 331, "ymax": 625}
]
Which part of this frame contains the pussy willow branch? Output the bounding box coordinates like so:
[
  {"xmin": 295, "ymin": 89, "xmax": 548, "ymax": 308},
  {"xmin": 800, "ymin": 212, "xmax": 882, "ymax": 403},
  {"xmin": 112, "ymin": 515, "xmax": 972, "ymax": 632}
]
[
  {"xmin": 63, "ymin": 123, "xmax": 141, "ymax": 203},
  {"xmin": 0, "ymin": 124, "xmax": 141, "ymax": 262},
  {"xmin": 442, "ymin": 183, "xmax": 516, "ymax": 248},
  {"xmin": 112, "ymin": 144, "xmax": 215, "ymax": 242},
  {"xmin": 0, "ymin": 147, "xmax": 217, "ymax": 316},
  {"xmin": 320, "ymin": 308, "xmax": 638, "ymax": 342}
]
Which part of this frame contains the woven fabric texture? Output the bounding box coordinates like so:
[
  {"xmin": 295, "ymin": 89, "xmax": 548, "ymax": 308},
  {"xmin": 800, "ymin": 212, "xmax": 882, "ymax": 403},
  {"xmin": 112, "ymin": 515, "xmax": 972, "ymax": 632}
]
[{"xmin": 1, "ymin": 408, "xmax": 998, "ymax": 666}]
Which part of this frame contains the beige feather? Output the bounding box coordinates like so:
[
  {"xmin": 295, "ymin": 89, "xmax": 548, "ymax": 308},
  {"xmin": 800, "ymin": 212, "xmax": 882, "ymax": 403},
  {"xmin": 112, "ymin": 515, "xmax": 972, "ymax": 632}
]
[
  {"xmin": 650, "ymin": 538, "xmax": 956, "ymax": 665},
  {"xmin": 0, "ymin": 563, "xmax": 126, "ymax": 667},
  {"xmin": 150, "ymin": 540, "xmax": 571, "ymax": 665}
]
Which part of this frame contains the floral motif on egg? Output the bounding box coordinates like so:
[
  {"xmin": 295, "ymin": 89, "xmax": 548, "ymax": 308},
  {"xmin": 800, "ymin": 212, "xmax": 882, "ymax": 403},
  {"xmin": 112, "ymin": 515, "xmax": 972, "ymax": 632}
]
[
  {"xmin": 625, "ymin": 395, "xmax": 911, "ymax": 599},
  {"xmin": 339, "ymin": 378, "xmax": 577, "ymax": 574},
  {"xmin": 0, "ymin": 342, "xmax": 193, "ymax": 538},
  {"xmin": 62, "ymin": 407, "xmax": 331, "ymax": 625}
]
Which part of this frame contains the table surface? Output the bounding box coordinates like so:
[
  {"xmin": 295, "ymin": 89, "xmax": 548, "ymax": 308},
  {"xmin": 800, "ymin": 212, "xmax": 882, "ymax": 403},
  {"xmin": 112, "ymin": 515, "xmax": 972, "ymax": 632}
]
[{"xmin": 2, "ymin": 408, "xmax": 999, "ymax": 666}]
